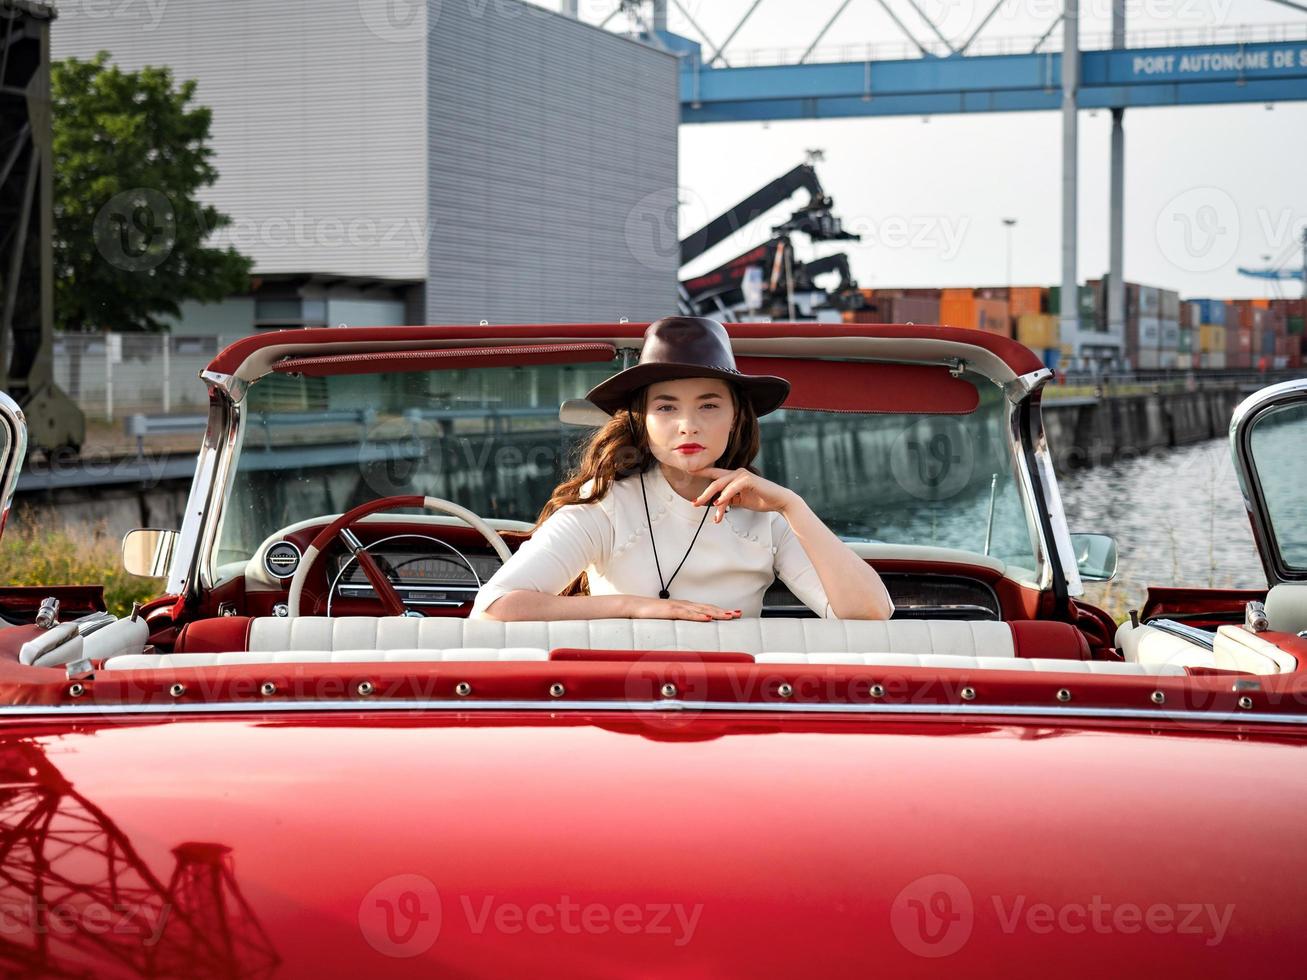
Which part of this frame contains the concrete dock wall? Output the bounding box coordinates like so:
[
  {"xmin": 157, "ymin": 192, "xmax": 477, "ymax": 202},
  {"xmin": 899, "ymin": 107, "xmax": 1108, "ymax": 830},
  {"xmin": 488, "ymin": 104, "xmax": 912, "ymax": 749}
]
[{"xmin": 1041, "ymin": 385, "xmax": 1251, "ymax": 474}]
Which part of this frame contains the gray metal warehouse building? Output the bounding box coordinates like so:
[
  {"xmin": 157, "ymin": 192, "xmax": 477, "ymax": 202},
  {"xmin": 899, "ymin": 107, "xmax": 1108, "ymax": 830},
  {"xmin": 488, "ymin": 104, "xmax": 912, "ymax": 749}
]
[{"xmin": 49, "ymin": 0, "xmax": 679, "ymax": 333}]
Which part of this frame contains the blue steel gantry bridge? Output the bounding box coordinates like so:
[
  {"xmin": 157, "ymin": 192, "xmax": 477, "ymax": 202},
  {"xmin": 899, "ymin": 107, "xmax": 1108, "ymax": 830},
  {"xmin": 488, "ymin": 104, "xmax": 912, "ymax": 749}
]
[{"xmin": 578, "ymin": 0, "xmax": 1307, "ymax": 349}]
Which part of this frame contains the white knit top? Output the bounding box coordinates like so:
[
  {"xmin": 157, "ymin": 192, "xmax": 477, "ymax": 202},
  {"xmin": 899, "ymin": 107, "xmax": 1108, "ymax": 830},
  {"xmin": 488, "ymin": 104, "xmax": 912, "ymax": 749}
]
[{"xmin": 469, "ymin": 464, "xmax": 836, "ymax": 618}]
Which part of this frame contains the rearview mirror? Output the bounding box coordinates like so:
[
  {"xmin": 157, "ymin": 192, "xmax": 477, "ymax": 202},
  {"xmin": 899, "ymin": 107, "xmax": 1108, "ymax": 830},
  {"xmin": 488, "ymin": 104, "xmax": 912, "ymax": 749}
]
[
  {"xmin": 122, "ymin": 528, "xmax": 179, "ymax": 578},
  {"xmin": 1069, "ymin": 532, "xmax": 1118, "ymax": 583}
]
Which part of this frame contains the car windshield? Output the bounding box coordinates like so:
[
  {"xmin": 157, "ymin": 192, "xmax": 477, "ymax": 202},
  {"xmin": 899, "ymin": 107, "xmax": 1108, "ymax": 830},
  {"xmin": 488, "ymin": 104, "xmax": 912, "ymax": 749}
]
[{"xmin": 213, "ymin": 358, "xmax": 1041, "ymax": 581}]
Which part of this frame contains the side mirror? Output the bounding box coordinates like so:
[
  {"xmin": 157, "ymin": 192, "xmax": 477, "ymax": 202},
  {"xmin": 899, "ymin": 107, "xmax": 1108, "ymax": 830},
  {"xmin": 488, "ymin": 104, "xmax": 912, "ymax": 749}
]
[
  {"xmin": 1069, "ymin": 532, "xmax": 1118, "ymax": 583},
  {"xmin": 122, "ymin": 528, "xmax": 179, "ymax": 578}
]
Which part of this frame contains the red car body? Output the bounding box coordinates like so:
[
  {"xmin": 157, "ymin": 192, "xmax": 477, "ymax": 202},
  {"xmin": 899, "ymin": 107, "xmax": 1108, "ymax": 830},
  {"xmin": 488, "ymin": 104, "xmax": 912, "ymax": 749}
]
[{"xmin": 1, "ymin": 322, "xmax": 1305, "ymax": 977}]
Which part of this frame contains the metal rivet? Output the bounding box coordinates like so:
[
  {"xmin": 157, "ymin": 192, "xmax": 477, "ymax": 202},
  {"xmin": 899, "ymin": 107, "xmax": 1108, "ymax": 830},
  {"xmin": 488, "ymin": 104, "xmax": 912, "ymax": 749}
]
[
  {"xmin": 169, "ymin": 683, "xmax": 185, "ymax": 698},
  {"xmin": 960, "ymin": 687, "xmax": 976, "ymax": 702},
  {"xmin": 357, "ymin": 681, "xmax": 374, "ymax": 696},
  {"xmin": 1238, "ymin": 695, "xmax": 1254, "ymax": 710},
  {"xmin": 660, "ymin": 682, "xmax": 678, "ymax": 698},
  {"xmin": 549, "ymin": 683, "xmax": 565, "ymax": 698},
  {"xmin": 1056, "ymin": 688, "xmax": 1072, "ymax": 703},
  {"xmin": 68, "ymin": 683, "xmax": 85, "ymax": 698},
  {"xmin": 1151, "ymin": 691, "xmax": 1166, "ymax": 705},
  {"xmin": 260, "ymin": 682, "xmax": 277, "ymax": 696},
  {"xmin": 455, "ymin": 682, "xmax": 472, "ymax": 697},
  {"xmin": 870, "ymin": 684, "xmax": 885, "ymax": 699},
  {"xmin": 777, "ymin": 682, "xmax": 793, "ymax": 698}
]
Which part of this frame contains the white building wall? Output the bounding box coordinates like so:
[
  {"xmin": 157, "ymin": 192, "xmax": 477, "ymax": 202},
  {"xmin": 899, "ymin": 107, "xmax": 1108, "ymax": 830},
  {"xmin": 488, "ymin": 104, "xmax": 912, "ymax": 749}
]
[{"xmin": 51, "ymin": 0, "xmax": 428, "ymax": 279}]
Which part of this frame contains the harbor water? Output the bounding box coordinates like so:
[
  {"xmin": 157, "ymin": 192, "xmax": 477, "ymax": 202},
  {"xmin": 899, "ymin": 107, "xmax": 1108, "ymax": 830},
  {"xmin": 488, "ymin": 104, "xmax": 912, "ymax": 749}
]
[{"xmin": 1059, "ymin": 436, "xmax": 1265, "ymax": 616}]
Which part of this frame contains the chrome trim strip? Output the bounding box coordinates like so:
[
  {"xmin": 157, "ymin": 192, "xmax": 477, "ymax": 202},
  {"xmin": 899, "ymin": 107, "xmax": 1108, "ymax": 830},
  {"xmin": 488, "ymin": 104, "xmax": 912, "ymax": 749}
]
[
  {"xmin": 199, "ymin": 394, "xmax": 246, "ymax": 593},
  {"xmin": 1148, "ymin": 618, "xmax": 1218, "ymax": 650},
  {"xmin": 0, "ymin": 698, "xmax": 1298, "ymax": 726},
  {"xmin": 1004, "ymin": 367, "xmax": 1053, "ymax": 402},
  {"xmin": 0, "ymin": 391, "xmax": 27, "ymax": 541},
  {"xmin": 165, "ymin": 394, "xmax": 232, "ymax": 598},
  {"xmin": 1027, "ymin": 394, "xmax": 1084, "ymax": 597},
  {"xmin": 1229, "ymin": 377, "xmax": 1307, "ymax": 586},
  {"xmin": 199, "ymin": 369, "xmax": 250, "ymax": 403},
  {"xmin": 1005, "ymin": 385, "xmax": 1055, "ymax": 593}
]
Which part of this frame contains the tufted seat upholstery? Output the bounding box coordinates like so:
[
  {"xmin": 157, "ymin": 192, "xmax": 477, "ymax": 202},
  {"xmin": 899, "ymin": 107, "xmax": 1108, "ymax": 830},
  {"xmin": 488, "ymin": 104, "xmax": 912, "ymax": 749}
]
[{"xmin": 169, "ymin": 616, "xmax": 1090, "ymax": 660}]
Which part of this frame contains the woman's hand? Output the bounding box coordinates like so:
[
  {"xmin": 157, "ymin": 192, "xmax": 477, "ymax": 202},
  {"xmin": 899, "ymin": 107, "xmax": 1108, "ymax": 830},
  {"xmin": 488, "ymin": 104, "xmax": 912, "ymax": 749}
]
[
  {"xmin": 692, "ymin": 467, "xmax": 798, "ymax": 523},
  {"xmin": 624, "ymin": 596, "xmax": 742, "ymax": 621}
]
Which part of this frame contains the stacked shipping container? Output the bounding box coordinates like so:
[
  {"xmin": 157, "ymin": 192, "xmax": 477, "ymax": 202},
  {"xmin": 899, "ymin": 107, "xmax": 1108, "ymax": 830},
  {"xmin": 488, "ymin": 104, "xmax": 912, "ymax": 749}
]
[{"xmin": 841, "ymin": 282, "xmax": 1301, "ymax": 372}]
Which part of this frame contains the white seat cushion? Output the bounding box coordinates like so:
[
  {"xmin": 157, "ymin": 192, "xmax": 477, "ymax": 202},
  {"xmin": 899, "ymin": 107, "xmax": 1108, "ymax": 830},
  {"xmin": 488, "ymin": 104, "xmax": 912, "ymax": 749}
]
[
  {"xmin": 1213, "ymin": 625, "xmax": 1299, "ymax": 675},
  {"xmin": 1116, "ymin": 621, "xmax": 1219, "ymax": 671},
  {"xmin": 1117, "ymin": 620, "xmax": 1299, "ymax": 676},
  {"xmin": 107, "ymin": 648, "xmax": 551, "ymax": 668},
  {"xmin": 243, "ymin": 617, "xmax": 1022, "ymax": 658},
  {"xmin": 1266, "ymin": 584, "xmax": 1307, "ymax": 635}
]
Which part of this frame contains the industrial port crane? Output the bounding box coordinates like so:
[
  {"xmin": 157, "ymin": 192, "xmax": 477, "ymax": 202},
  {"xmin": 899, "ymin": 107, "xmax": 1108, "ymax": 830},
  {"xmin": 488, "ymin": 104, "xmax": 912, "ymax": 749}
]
[{"xmin": 678, "ymin": 161, "xmax": 864, "ymax": 321}]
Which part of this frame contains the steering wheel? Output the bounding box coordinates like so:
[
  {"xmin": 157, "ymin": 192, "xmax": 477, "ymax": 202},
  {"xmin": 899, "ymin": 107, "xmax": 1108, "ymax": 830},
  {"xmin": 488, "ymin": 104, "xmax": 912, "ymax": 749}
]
[{"xmin": 286, "ymin": 495, "xmax": 514, "ymax": 618}]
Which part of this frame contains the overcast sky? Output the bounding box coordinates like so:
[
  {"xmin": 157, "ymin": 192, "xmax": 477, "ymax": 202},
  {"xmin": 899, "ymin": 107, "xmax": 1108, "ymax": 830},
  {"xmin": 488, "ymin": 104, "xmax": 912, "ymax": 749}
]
[{"xmin": 566, "ymin": 0, "xmax": 1307, "ymax": 300}]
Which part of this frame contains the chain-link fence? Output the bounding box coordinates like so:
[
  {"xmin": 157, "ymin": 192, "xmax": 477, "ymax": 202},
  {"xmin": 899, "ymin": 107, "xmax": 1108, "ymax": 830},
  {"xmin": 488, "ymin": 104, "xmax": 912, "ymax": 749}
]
[{"xmin": 54, "ymin": 333, "xmax": 242, "ymax": 421}]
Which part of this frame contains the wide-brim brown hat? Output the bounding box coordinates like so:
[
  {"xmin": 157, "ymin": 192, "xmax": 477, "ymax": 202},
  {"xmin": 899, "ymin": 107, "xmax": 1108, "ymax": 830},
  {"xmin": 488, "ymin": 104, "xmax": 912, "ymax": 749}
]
[{"xmin": 586, "ymin": 316, "xmax": 791, "ymax": 417}]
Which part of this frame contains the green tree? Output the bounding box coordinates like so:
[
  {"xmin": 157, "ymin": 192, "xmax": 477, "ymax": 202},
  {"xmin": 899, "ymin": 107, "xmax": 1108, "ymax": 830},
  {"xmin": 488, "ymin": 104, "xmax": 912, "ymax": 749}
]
[{"xmin": 51, "ymin": 52, "xmax": 251, "ymax": 332}]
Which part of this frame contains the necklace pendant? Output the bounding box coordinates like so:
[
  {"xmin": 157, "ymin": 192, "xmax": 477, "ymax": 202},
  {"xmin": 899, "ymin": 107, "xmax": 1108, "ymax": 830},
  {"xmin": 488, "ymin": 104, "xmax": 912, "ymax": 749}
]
[{"xmin": 658, "ymin": 589, "xmax": 670, "ymax": 600}]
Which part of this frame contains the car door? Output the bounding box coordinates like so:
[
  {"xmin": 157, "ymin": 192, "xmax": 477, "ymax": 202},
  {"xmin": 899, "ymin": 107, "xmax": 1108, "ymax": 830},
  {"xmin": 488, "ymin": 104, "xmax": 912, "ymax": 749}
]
[
  {"xmin": 1231, "ymin": 378, "xmax": 1307, "ymax": 586},
  {"xmin": 0, "ymin": 391, "xmax": 26, "ymax": 543}
]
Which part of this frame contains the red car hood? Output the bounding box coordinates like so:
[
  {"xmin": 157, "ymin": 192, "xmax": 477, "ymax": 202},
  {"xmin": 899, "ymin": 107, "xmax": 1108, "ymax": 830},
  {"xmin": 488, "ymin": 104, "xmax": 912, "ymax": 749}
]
[{"xmin": 2, "ymin": 710, "xmax": 1303, "ymax": 978}]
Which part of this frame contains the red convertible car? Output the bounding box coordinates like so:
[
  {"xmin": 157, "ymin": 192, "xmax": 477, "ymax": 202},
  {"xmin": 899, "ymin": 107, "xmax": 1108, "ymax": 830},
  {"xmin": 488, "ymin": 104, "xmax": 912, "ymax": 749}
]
[{"xmin": 0, "ymin": 321, "xmax": 1305, "ymax": 977}]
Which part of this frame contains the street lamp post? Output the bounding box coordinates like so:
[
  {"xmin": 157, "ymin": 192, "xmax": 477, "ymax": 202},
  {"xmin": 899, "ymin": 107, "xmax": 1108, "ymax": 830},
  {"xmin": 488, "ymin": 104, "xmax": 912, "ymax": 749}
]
[{"xmin": 1002, "ymin": 218, "xmax": 1017, "ymax": 289}]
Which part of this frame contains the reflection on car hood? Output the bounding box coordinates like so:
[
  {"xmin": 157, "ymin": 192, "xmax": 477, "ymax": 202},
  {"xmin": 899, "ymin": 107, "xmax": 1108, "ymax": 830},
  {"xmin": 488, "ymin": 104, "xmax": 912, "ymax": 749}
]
[{"xmin": 0, "ymin": 711, "xmax": 1303, "ymax": 977}]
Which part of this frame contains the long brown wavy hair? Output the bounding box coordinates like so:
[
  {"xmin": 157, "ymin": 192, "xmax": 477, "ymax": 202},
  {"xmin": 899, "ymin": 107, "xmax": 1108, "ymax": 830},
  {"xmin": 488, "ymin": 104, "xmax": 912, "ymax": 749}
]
[{"xmin": 535, "ymin": 380, "xmax": 762, "ymax": 596}]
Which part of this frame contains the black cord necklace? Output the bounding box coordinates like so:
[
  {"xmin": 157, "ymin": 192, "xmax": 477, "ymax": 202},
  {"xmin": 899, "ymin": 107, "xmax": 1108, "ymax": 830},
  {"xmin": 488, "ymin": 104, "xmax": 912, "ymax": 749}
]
[{"xmin": 639, "ymin": 467, "xmax": 712, "ymax": 600}]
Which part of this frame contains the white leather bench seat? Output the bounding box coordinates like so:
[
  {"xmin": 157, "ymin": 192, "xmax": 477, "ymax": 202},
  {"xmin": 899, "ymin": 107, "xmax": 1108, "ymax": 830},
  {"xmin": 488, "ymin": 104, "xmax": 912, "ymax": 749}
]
[
  {"xmin": 215, "ymin": 617, "xmax": 1036, "ymax": 658},
  {"xmin": 106, "ymin": 615, "xmax": 1184, "ymax": 675}
]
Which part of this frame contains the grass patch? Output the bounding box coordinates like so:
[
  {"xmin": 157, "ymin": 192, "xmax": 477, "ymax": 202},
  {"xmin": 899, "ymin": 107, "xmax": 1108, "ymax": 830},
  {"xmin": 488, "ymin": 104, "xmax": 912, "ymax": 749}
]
[{"xmin": 1, "ymin": 512, "xmax": 158, "ymax": 618}]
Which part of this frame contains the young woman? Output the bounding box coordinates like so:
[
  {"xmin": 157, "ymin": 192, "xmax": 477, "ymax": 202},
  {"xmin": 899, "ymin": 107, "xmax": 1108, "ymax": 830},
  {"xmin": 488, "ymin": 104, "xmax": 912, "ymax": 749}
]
[{"xmin": 470, "ymin": 316, "xmax": 895, "ymax": 622}]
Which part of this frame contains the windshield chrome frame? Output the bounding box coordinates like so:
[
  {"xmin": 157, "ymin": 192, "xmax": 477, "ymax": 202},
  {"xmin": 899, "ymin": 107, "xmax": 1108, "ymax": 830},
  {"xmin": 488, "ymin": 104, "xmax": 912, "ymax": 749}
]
[
  {"xmin": 169, "ymin": 356, "xmax": 1073, "ymax": 602},
  {"xmin": 1000, "ymin": 368, "xmax": 1078, "ymax": 595},
  {"xmin": 167, "ymin": 379, "xmax": 245, "ymax": 596},
  {"xmin": 0, "ymin": 391, "xmax": 28, "ymax": 542},
  {"xmin": 1229, "ymin": 376, "xmax": 1307, "ymax": 586}
]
